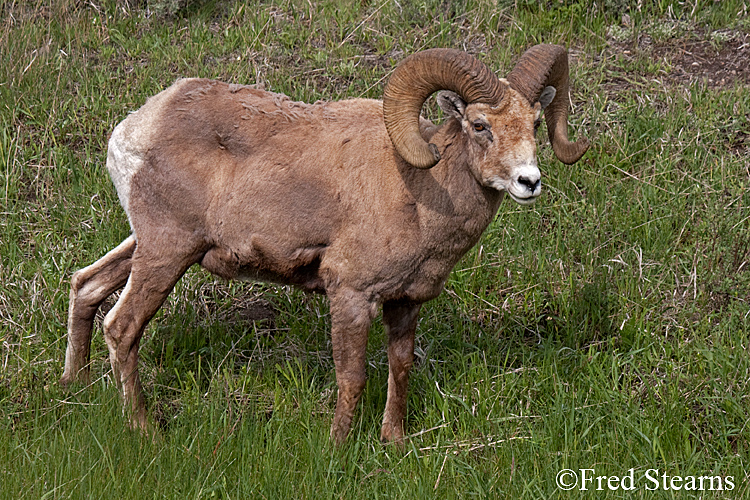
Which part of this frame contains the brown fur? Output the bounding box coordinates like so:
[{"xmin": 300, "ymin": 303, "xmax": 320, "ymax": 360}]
[{"xmin": 62, "ymin": 76, "xmax": 549, "ymax": 445}]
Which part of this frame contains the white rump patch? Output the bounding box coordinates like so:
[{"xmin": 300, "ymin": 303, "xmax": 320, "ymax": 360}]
[
  {"xmin": 107, "ymin": 122, "xmax": 144, "ymax": 222},
  {"xmin": 105, "ymin": 81, "xmax": 188, "ymax": 226}
]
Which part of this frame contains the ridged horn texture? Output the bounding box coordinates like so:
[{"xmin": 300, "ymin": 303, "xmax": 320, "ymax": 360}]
[
  {"xmin": 383, "ymin": 48, "xmax": 506, "ymax": 169},
  {"xmin": 506, "ymin": 44, "xmax": 589, "ymax": 165}
]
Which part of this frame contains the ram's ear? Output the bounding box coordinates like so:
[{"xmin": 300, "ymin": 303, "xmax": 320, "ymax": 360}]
[
  {"xmin": 538, "ymin": 86, "xmax": 556, "ymax": 110},
  {"xmin": 437, "ymin": 91, "xmax": 466, "ymax": 120}
]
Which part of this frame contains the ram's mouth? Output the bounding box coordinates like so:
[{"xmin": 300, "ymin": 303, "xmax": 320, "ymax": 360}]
[
  {"xmin": 488, "ymin": 177, "xmax": 541, "ymax": 205},
  {"xmin": 507, "ymin": 191, "xmax": 540, "ymax": 205}
]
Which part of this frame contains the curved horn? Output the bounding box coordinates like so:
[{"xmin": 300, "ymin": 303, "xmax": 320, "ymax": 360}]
[
  {"xmin": 506, "ymin": 44, "xmax": 589, "ymax": 165},
  {"xmin": 383, "ymin": 49, "xmax": 506, "ymax": 169}
]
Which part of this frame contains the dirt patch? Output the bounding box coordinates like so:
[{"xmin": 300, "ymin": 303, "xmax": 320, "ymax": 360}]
[
  {"xmin": 653, "ymin": 33, "xmax": 750, "ymax": 87},
  {"xmin": 605, "ymin": 23, "xmax": 750, "ymax": 90},
  {"xmin": 238, "ymin": 299, "xmax": 276, "ymax": 322}
]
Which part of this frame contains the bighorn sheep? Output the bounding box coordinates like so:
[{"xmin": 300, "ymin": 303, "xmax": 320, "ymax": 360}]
[{"xmin": 61, "ymin": 44, "xmax": 588, "ymax": 444}]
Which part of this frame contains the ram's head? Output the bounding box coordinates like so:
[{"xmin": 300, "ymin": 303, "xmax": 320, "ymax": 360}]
[{"xmin": 383, "ymin": 44, "xmax": 589, "ymax": 204}]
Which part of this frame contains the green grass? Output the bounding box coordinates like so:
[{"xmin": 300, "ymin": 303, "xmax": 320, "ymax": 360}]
[{"xmin": 2, "ymin": 0, "xmax": 750, "ymax": 498}]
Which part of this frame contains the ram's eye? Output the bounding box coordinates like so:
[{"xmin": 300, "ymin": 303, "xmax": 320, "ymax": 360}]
[{"xmin": 473, "ymin": 123, "xmax": 486, "ymax": 132}]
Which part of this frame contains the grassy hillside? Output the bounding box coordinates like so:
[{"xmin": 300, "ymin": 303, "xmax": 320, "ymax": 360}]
[{"xmin": 1, "ymin": 0, "xmax": 749, "ymax": 497}]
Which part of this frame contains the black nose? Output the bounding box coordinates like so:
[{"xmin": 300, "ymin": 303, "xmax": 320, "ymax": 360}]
[{"xmin": 518, "ymin": 176, "xmax": 541, "ymax": 192}]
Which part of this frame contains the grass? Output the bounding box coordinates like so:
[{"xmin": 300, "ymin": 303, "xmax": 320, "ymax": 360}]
[{"xmin": 1, "ymin": 0, "xmax": 749, "ymax": 497}]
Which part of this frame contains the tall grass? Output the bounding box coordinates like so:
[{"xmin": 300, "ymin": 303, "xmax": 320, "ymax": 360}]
[{"xmin": 1, "ymin": 0, "xmax": 749, "ymax": 498}]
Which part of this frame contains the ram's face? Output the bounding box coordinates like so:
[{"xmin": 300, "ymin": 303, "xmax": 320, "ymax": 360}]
[{"xmin": 438, "ymin": 87, "xmax": 550, "ymax": 205}]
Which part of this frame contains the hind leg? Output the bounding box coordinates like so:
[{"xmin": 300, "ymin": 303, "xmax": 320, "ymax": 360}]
[
  {"xmin": 102, "ymin": 239, "xmax": 202, "ymax": 430},
  {"xmin": 61, "ymin": 235, "xmax": 136, "ymax": 386}
]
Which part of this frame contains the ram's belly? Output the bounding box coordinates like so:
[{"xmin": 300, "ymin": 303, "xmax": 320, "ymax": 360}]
[{"xmin": 199, "ymin": 237, "xmax": 328, "ymax": 293}]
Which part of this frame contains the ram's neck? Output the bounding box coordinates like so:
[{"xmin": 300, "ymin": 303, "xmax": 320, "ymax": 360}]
[{"xmin": 400, "ymin": 119, "xmax": 504, "ymax": 262}]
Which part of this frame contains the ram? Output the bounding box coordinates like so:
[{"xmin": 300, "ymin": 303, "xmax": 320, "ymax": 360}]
[{"xmin": 61, "ymin": 44, "xmax": 589, "ymax": 444}]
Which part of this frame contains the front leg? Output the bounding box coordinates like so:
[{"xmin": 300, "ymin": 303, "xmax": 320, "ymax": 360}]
[
  {"xmin": 328, "ymin": 288, "xmax": 377, "ymax": 445},
  {"xmin": 380, "ymin": 299, "xmax": 421, "ymax": 445}
]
